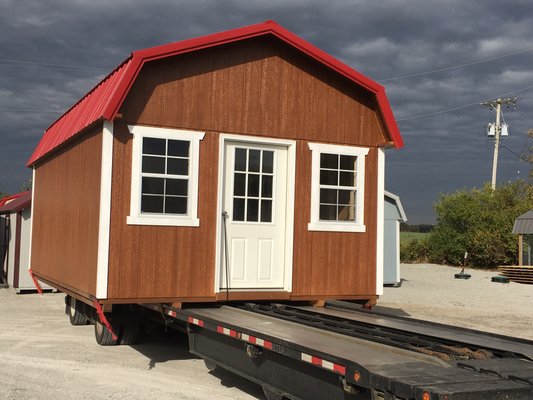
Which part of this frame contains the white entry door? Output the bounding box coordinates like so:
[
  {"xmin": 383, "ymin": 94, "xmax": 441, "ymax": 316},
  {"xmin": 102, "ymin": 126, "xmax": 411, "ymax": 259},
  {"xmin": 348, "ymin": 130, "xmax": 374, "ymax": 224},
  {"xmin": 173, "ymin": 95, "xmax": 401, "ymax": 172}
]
[{"xmin": 221, "ymin": 142, "xmax": 288, "ymax": 289}]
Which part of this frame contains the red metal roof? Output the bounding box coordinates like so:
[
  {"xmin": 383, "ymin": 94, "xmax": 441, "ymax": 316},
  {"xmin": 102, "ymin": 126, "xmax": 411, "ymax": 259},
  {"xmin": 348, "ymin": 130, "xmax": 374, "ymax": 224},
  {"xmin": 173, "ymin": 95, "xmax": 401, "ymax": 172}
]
[
  {"xmin": 27, "ymin": 20, "xmax": 403, "ymax": 166},
  {"xmin": 0, "ymin": 191, "xmax": 31, "ymax": 214}
]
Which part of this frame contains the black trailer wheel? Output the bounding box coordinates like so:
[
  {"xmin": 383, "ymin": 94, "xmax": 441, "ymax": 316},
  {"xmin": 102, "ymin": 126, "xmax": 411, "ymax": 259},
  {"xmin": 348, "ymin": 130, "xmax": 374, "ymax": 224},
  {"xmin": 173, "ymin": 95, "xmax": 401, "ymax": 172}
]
[
  {"xmin": 119, "ymin": 322, "xmax": 140, "ymax": 345},
  {"xmin": 67, "ymin": 296, "xmax": 89, "ymax": 326},
  {"xmin": 204, "ymin": 359, "xmax": 217, "ymax": 372},
  {"xmin": 94, "ymin": 320, "xmax": 118, "ymax": 346},
  {"xmin": 262, "ymin": 385, "xmax": 284, "ymax": 400}
]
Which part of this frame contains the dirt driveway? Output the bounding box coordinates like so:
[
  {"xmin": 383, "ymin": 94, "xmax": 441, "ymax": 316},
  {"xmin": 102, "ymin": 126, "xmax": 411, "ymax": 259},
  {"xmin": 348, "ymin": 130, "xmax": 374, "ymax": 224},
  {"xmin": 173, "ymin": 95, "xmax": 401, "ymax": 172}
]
[{"xmin": 1, "ymin": 263, "xmax": 532, "ymax": 399}]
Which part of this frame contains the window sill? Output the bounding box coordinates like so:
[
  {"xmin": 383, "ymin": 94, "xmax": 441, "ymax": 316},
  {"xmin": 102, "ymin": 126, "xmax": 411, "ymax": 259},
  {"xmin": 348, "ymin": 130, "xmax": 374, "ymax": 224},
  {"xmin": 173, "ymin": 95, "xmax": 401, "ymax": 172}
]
[
  {"xmin": 307, "ymin": 222, "xmax": 366, "ymax": 233},
  {"xmin": 127, "ymin": 215, "xmax": 200, "ymax": 227}
]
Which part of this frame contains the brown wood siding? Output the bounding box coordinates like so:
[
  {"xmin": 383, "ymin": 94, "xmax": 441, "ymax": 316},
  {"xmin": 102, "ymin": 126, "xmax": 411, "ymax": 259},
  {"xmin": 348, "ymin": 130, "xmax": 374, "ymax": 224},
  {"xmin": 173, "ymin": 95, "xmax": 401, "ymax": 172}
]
[
  {"xmin": 291, "ymin": 144, "xmax": 377, "ymax": 297},
  {"xmin": 31, "ymin": 126, "xmax": 102, "ymax": 296},
  {"xmin": 120, "ymin": 36, "xmax": 386, "ymax": 148},
  {"xmin": 108, "ymin": 35, "xmax": 385, "ymax": 300},
  {"xmin": 107, "ymin": 123, "xmax": 218, "ymax": 299}
]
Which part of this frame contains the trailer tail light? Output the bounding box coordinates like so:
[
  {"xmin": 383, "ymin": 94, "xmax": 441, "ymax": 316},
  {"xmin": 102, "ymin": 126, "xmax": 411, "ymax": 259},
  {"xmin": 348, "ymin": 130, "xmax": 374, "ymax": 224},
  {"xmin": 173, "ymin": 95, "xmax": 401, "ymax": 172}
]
[
  {"xmin": 353, "ymin": 370, "xmax": 361, "ymax": 382},
  {"xmin": 422, "ymin": 392, "xmax": 431, "ymax": 400}
]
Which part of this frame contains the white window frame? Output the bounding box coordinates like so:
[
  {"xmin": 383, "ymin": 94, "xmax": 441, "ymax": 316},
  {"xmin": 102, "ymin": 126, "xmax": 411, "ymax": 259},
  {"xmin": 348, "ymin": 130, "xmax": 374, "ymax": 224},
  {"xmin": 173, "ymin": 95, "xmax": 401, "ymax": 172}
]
[
  {"xmin": 127, "ymin": 125, "xmax": 205, "ymax": 227},
  {"xmin": 308, "ymin": 142, "xmax": 369, "ymax": 232}
]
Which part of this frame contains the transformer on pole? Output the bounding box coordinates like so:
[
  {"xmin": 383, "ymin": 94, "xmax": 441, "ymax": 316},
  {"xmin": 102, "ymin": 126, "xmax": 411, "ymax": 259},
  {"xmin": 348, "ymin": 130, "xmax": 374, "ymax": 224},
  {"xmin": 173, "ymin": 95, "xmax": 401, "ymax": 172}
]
[{"xmin": 480, "ymin": 97, "xmax": 517, "ymax": 189}]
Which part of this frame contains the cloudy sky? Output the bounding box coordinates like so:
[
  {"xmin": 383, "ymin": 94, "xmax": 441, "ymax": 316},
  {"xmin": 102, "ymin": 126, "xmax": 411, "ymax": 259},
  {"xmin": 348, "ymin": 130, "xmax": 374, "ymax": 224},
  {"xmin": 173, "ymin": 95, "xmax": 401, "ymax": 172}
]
[{"xmin": 1, "ymin": 0, "xmax": 532, "ymax": 223}]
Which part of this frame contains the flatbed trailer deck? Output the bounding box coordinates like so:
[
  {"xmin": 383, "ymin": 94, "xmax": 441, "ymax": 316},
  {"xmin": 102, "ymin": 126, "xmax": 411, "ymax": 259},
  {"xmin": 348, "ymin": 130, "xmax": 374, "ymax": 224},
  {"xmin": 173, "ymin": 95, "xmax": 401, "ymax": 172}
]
[{"xmin": 141, "ymin": 302, "xmax": 533, "ymax": 400}]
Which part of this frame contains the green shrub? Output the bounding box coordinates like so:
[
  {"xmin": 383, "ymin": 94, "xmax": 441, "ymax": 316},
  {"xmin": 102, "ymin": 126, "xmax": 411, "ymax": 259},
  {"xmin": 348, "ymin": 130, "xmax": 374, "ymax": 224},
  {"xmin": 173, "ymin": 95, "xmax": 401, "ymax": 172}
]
[
  {"xmin": 401, "ymin": 236, "xmax": 430, "ymax": 263},
  {"xmin": 425, "ymin": 181, "xmax": 533, "ymax": 268}
]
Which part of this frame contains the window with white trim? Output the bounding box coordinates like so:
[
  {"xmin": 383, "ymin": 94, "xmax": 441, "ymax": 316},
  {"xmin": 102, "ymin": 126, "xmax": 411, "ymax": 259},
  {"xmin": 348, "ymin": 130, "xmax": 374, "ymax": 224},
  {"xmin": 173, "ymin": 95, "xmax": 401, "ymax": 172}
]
[
  {"xmin": 308, "ymin": 143, "xmax": 369, "ymax": 232},
  {"xmin": 127, "ymin": 125, "xmax": 205, "ymax": 226}
]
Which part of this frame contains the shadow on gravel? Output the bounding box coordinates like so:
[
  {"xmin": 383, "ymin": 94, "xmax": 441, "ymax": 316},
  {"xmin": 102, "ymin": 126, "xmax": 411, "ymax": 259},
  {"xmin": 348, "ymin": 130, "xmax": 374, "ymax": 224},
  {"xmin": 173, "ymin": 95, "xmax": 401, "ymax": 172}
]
[
  {"xmin": 131, "ymin": 327, "xmax": 266, "ymax": 399},
  {"xmin": 131, "ymin": 329, "xmax": 199, "ymax": 369},
  {"xmin": 210, "ymin": 367, "xmax": 266, "ymax": 400}
]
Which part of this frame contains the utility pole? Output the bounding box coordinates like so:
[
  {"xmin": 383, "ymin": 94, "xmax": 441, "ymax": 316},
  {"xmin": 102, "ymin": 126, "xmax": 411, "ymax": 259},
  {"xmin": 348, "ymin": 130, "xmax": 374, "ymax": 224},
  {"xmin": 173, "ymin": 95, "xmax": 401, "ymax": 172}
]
[{"xmin": 480, "ymin": 97, "xmax": 517, "ymax": 189}]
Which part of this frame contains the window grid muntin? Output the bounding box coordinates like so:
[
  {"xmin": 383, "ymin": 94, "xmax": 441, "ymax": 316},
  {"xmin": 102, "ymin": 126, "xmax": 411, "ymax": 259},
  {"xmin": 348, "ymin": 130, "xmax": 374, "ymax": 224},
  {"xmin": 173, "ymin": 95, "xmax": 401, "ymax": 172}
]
[
  {"xmin": 140, "ymin": 137, "xmax": 191, "ymax": 215},
  {"xmin": 232, "ymin": 147, "xmax": 274, "ymax": 223},
  {"xmin": 318, "ymin": 153, "xmax": 357, "ymax": 222}
]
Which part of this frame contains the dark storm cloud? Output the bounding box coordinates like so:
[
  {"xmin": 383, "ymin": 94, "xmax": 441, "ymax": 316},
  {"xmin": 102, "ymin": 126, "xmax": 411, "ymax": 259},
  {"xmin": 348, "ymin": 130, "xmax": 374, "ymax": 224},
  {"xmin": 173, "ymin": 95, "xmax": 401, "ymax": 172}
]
[{"xmin": 1, "ymin": 0, "xmax": 532, "ymax": 222}]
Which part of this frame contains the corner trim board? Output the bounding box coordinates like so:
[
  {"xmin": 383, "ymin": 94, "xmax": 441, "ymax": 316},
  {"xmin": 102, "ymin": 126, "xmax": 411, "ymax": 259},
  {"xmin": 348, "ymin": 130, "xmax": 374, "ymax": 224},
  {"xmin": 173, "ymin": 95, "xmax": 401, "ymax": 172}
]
[
  {"xmin": 28, "ymin": 167, "xmax": 36, "ymax": 271},
  {"xmin": 96, "ymin": 120, "xmax": 114, "ymax": 299},
  {"xmin": 376, "ymin": 148, "xmax": 385, "ymax": 295}
]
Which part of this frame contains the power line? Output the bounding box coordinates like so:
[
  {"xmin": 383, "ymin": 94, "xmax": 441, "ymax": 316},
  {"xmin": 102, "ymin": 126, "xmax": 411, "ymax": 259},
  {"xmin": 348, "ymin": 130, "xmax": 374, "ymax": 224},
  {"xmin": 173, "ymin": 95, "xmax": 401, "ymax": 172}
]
[
  {"xmin": 0, "ymin": 58, "xmax": 109, "ymax": 71},
  {"xmin": 0, "ymin": 108, "xmax": 61, "ymax": 114},
  {"xmin": 501, "ymin": 144, "xmax": 528, "ymax": 163},
  {"xmin": 379, "ymin": 47, "xmax": 533, "ymax": 82},
  {"xmin": 396, "ymin": 83, "xmax": 533, "ymax": 122}
]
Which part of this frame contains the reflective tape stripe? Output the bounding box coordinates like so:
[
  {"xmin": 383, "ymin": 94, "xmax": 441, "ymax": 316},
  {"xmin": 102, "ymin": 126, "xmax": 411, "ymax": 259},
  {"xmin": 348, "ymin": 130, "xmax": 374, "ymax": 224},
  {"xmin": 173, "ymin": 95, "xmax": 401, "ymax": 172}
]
[
  {"xmin": 240, "ymin": 333, "xmax": 273, "ymax": 349},
  {"xmin": 217, "ymin": 326, "xmax": 238, "ymax": 337},
  {"xmin": 187, "ymin": 316, "xmax": 204, "ymax": 327},
  {"xmin": 301, "ymin": 353, "xmax": 346, "ymax": 376}
]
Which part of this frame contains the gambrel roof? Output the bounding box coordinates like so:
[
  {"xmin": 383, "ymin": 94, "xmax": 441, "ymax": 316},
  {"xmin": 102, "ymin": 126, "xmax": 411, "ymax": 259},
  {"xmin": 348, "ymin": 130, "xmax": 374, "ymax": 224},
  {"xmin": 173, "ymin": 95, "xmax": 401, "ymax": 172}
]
[{"xmin": 28, "ymin": 20, "xmax": 403, "ymax": 166}]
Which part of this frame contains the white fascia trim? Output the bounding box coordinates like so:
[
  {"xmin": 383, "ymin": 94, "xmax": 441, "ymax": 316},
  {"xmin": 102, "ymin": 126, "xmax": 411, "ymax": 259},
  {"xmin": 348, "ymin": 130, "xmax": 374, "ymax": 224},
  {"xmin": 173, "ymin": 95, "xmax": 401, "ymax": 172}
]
[
  {"xmin": 28, "ymin": 167, "xmax": 36, "ymax": 270},
  {"xmin": 127, "ymin": 125, "xmax": 205, "ymax": 227},
  {"xmin": 96, "ymin": 120, "xmax": 114, "ymax": 299},
  {"xmin": 307, "ymin": 142, "xmax": 369, "ymax": 233},
  {"xmin": 214, "ymin": 134, "xmax": 296, "ymax": 293},
  {"xmin": 376, "ymin": 148, "xmax": 385, "ymax": 295}
]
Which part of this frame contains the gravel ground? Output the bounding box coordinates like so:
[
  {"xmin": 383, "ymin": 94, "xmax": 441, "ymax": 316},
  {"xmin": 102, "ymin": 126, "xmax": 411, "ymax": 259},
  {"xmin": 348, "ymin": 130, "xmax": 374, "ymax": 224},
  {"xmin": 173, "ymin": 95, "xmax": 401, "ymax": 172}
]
[
  {"xmin": 0, "ymin": 263, "xmax": 532, "ymax": 399},
  {"xmin": 378, "ymin": 263, "xmax": 533, "ymax": 341}
]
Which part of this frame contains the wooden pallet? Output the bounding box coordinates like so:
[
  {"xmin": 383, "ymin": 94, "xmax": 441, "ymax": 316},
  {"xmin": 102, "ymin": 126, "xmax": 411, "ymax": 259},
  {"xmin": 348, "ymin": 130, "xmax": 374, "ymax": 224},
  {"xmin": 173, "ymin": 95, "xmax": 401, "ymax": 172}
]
[{"xmin": 497, "ymin": 266, "xmax": 533, "ymax": 284}]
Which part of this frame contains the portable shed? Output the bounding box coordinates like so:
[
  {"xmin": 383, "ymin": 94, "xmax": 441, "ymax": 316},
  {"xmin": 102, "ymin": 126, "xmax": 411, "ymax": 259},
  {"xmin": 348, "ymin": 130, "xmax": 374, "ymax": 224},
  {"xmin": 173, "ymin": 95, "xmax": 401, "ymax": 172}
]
[
  {"xmin": 0, "ymin": 191, "xmax": 52, "ymax": 292},
  {"xmin": 383, "ymin": 191, "xmax": 407, "ymax": 285},
  {"xmin": 27, "ymin": 21, "xmax": 403, "ymax": 307},
  {"xmin": 513, "ymin": 210, "xmax": 533, "ymax": 266}
]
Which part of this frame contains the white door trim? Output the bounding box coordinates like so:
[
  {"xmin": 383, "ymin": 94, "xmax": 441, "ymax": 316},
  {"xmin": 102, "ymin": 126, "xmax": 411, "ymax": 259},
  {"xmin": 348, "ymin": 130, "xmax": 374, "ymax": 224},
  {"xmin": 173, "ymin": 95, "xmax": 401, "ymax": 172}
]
[{"xmin": 215, "ymin": 134, "xmax": 296, "ymax": 293}]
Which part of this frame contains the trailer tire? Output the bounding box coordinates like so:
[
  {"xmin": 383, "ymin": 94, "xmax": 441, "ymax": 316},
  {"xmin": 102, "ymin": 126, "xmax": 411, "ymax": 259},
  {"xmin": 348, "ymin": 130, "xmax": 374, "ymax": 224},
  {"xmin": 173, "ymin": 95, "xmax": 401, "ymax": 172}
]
[
  {"xmin": 204, "ymin": 359, "xmax": 217, "ymax": 372},
  {"xmin": 94, "ymin": 320, "xmax": 118, "ymax": 346},
  {"xmin": 119, "ymin": 322, "xmax": 140, "ymax": 345},
  {"xmin": 67, "ymin": 296, "xmax": 89, "ymax": 326},
  {"xmin": 262, "ymin": 385, "xmax": 284, "ymax": 400}
]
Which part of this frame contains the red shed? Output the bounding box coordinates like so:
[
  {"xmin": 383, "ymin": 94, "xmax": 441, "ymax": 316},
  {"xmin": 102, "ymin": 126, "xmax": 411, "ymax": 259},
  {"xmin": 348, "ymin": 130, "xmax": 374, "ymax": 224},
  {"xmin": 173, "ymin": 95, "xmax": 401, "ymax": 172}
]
[{"xmin": 28, "ymin": 21, "xmax": 402, "ymax": 307}]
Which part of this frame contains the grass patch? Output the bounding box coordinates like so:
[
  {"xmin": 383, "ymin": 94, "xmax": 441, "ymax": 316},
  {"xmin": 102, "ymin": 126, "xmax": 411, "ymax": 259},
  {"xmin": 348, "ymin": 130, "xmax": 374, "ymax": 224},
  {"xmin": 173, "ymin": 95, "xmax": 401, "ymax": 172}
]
[{"xmin": 401, "ymin": 232, "xmax": 429, "ymax": 245}]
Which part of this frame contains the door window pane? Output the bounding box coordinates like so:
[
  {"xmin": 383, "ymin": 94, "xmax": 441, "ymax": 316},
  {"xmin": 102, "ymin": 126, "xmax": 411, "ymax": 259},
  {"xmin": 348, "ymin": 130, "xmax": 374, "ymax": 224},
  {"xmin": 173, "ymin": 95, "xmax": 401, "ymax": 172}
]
[
  {"xmin": 235, "ymin": 148, "xmax": 247, "ymax": 171},
  {"xmin": 233, "ymin": 198, "xmax": 245, "ymax": 221},
  {"xmin": 261, "ymin": 175, "xmax": 273, "ymax": 198},
  {"xmin": 249, "ymin": 149, "xmax": 261, "ymax": 172},
  {"xmin": 247, "ymin": 174, "xmax": 260, "ymax": 197},
  {"xmin": 247, "ymin": 199, "xmax": 259, "ymax": 221},
  {"xmin": 261, "ymin": 200, "xmax": 272, "ymax": 222},
  {"xmin": 262, "ymin": 151, "xmax": 274, "ymax": 173},
  {"xmin": 234, "ymin": 173, "xmax": 246, "ymax": 196}
]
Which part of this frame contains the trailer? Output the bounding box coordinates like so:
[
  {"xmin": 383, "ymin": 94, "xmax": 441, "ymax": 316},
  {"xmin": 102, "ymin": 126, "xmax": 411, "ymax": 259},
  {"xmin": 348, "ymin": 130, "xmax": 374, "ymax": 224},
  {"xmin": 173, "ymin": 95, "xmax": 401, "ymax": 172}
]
[{"xmin": 57, "ymin": 290, "xmax": 533, "ymax": 400}]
